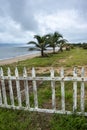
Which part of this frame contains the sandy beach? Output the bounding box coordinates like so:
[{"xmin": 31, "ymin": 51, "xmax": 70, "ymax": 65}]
[
  {"xmin": 0, "ymin": 48, "xmax": 56, "ymax": 65},
  {"xmin": 0, "ymin": 52, "xmax": 40, "ymax": 65}
]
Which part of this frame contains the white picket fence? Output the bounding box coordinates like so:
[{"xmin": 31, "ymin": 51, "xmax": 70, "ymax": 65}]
[{"xmin": 0, "ymin": 67, "xmax": 87, "ymax": 116}]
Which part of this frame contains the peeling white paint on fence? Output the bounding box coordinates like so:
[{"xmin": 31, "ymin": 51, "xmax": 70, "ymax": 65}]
[
  {"xmin": 0, "ymin": 68, "xmax": 7, "ymax": 106},
  {"xmin": 8, "ymin": 67, "xmax": 14, "ymax": 106},
  {"xmin": 0, "ymin": 67, "xmax": 87, "ymax": 116},
  {"xmin": 23, "ymin": 67, "xmax": 30, "ymax": 108},
  {"xmin": 81, "ymin": 67, "xmax": 85, "ymax": 113},
  {"xmin": 60, "ymin": 68, "xmax": 65, "ymax": 113},
  {"xmin": 50, "ymin": 68, "xmax": 56, "ymax": 110},
  {"xmin": 0, "ymin": 89, "xmax": 2, "ymax": 105},
  {"xmin": 15, "ymin": 67, "xmax": 22, "ymax": 107},
  {"xmin": 32, "ymin": 67, "xmax": 38, "ymax": 109},
  {"xmin": 73, "ymin": 67, "xmax": 77, "ymax": 112}
]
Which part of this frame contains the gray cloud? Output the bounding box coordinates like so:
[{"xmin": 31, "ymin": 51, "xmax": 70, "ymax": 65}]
[
  {"xmin": 7, "ymin": 0, "xmax": 39, "ymax": 31},
  {"xmin": 0, "ymin": 0, "xmax": 87, "ymax": 43}
]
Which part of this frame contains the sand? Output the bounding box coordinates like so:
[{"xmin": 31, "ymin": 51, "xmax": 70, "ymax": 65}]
[
  {"xmin": 0, "ymin": 48, "xmax": 56, "ymax": 65},
  {"xmin": 0, "ymin": 52, "xmax": 40, "ymax": 65}
]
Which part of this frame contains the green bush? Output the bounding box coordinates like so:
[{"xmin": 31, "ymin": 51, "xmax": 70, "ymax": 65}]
[{"xmin": 82, "ymin": 43, "xmax": 87, "ymax": 49}]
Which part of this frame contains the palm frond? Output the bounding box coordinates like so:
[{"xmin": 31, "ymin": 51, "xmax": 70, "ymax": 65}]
[
  {"xmin": 34, "ymin": 35, "xmax": 42, "ymax": 43},
  {"xmin": 28, "ymin": 41, "xmax": 37, "ymax": 45},
  {"xmin": 59, "ymin": 39, "xmax": 68, "ymax": 44},
  {"xmin": 54, "ymin": 31, "xmax": 63, "ymax": 38}
]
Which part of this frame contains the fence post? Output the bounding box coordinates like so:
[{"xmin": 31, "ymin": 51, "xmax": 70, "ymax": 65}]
[
  {"xmin": 73, "ymin": 67, "xmax": 77, "ymax": 112},
  {"xmin": 60, "ymin": 68, "xmax": 65, "ymax": 113},
  {"xmin": 0, "ymin": 68, "xmax": 7, "ymax": 106},
  {"xmin": 81, "ymin": 67, "xmax": 85, "ymax": 113},
  {"xmin": 32, "ymin": 67, "xmax": 38, "ymax": 109},
  {"xmin": 23, "ymin": 67, "xmax": 30, "ymax": 108},
  {"xmin": 50, "ymin": 68, "xmax": 56, "ymax": 110},
  {"xmin": 8, "ymin": 68, "xmax": 14, "ymax": 106},
  {"xmin": 15, "ymin": 67, "xmax": 22, "ymax": 107}
]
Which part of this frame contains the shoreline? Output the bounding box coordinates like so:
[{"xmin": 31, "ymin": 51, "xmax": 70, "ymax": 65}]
[
  {"xmin": 0, "ymin": 52, "xmax": 40, "ymax": 65},
  {"xmin": 0, "ymin": 48, "xmax": 57, "ymax": 65}
]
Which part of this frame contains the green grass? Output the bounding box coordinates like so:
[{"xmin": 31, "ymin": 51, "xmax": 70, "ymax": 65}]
[
  {"xmin": 51, "ymin": 114, "xmax": 87, "ymax": 130},
  {"xmin": 18, "ymin": 48, "xmax": 87, "ymax": 67},
  {"xmin": 1, "ymin": 47, "xmax": 87, "ymax": 129},
  {"xmin": 0, "ymin": 108, "xmax": 87, "ymax": 130},
  {"xmin": 1, "ymin": 48, "xmax": 87, "ymax": 68}
]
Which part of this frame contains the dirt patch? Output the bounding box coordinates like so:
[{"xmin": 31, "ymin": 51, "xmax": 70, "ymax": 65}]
[
  {"xmin": 26, "ymin": 66, "xmax": 87, "ymax": 76},
  {"xmin": 68, "ymin": 55, "xmax": 73, "ymax": 59},
  {"xmin": 59, "ymin": 59, "xmax": 66, "ymax": 63}
]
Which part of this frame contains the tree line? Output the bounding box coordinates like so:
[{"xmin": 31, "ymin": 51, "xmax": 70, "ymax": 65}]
[{"xmin": 27, "ymin": 31, "xmax": 69, "ymax": 57}]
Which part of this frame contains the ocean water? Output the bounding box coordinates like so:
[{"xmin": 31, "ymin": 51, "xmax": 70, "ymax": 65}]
[{"xmin": 0, "ymin": 43, "xmax": 38, "ymax": 60}]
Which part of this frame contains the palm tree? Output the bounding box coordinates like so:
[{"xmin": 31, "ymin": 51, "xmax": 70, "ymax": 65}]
[
  {"xmin": 28, "ymin": 35, "xmax": 49, "ymax": 57},
  {"xmin": 47, "ymin": 32, "xmax": 63, "ymax": 53},
  {"xmin": 58, "ymin": 39, "xmax": 68, "ymax": 52}
]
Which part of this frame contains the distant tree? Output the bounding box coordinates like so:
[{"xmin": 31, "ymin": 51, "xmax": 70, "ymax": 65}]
[
  {"xmin": 58, "ymin": 39, "xmax": 68, "ymax": 52},
  {"xmin": 28, "ymin": 35, "xmax": 49, "ymax": 57},
  {"xmin": 82, "ymin": 43, "xmax": 87, "ymax": 49},
  {"xmin": 65, "ymin": 43, "xmax": 71, "ymax": 51}
]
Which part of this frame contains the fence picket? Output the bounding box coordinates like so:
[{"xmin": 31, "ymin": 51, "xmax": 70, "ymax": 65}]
[
  {"xmin": 23, "ymin": 67, "xmax": 30, "ymax": 108},
  {"xmin": 8, "ymin": 68, "xmax": 14, "ymax": 106},
  {"xmin": 0, "ymin": 68, "xmax": 7, "ymax": 106},
  {"xmin": 60, "ymin": 68, "xmax": 65, "ymax": 112},
  {"xmin": 0, "ymin": 89, "xmax": 2, "ymax": 105},
  {"xmin": 50, "ymin": 68, "xmax": 56, "ymax": 110},
  {"xmin": 15, "ymin": 67, "xmax": 22, "ymax": 107},
  {"xmin": 81, "ymin": 67, "xmax": 85, "ymax": 113},
  {"xmin": 32, "ymin": 67, "xmax": 38, "ymax": 109},
  {"xmin": 73, "ymin": 67, "xmax": 77, "ymax": 112}
]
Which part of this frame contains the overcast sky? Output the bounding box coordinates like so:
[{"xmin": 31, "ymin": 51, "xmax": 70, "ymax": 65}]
[{"xmin": 0, "ymin": 0, "xmax": 87, "ymax": 43}]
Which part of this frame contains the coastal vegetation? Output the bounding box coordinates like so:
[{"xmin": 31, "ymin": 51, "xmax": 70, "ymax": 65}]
[
  {"xmin": 28, "ymin": 31, "xmax": 68, "ymax": 56},
  {"xmin": 28, "ymin": 34, "xmax": 49, "ymax": 57},
  {"xmin": 45, "ymin": 31, "xmax": 63, "ymax": 53}
]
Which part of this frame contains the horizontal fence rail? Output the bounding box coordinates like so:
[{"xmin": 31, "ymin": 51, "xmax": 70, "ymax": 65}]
[{"xmin": 0, "ymin": 67, "xmax": 87, "ymax": 116}]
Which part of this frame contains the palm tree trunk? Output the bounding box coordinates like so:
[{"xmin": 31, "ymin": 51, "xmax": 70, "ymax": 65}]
[
  {"xmin": 41, "ymin": 49, "xmax": 44, "ymax": 57},
  {"xmin": 60, "ymin": 46, "xmax": 63, "ymax": 52},
  {"xmin": 53, "ymin": 47, "xmax": 55, "ymax": 53}
]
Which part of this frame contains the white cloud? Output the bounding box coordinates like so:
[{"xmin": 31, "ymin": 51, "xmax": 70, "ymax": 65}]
[
  {"xmin": 36, "ymin": 9, "xmax": 87, "ymax": 42},
  {"xmin": 37, "ymin": 10, "xmax": 87, "ymax": 31},
  {"xmin": 0, "ymin": 16, "xmax": 34, "ymax": 43}
]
